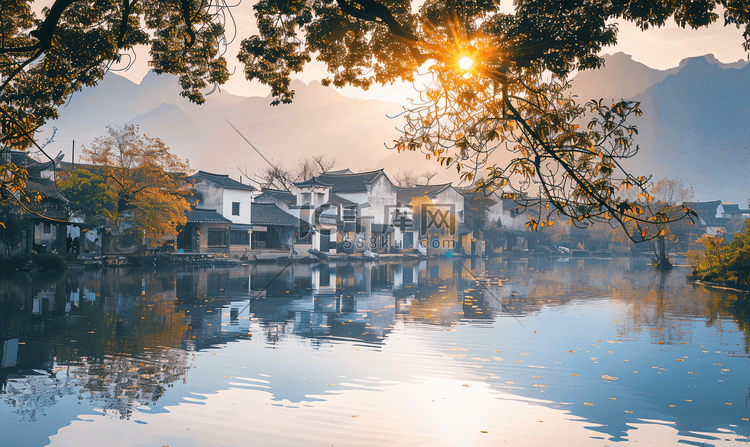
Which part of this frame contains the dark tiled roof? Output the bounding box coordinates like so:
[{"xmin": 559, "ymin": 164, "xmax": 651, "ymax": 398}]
[
  {"xmin": 314, "ymin": 169, "xmax": 385, "ymax": 193},
  {"xmin": 294, "ymin": 177, "xmax": 333, "ymax": 188},
  {"xmin": 397, "ymin": 184, "xmax": 453, "ymax": 203},
  {"xmin": 684, "ymin": 200, "xmax": 722, "ymax": 218},
  {"xmin": 703, "ymin": 217, "xmax": 731, "ymax": 227},
  {"xmin": 723, "ymin": 204, "xmax": 741, "ymax": 214},
  {"xmin": 26, "ymin": 178, "xmax": 67, "ymax": 202},
  {"xmin": 190, "ymin": 171, "xmax": 256, "ymax": 191},
  {"xmin": 3, "ymin": 150, "xmax": 57, "ymax": 174},
  {"xmin": 252, "ymin": 203, "xmax": 301, "ymax": 227},
  {"xmin": 256, "ymin": 189, "xmax": 296, "ymax": 206},
  {"xmin": 328, "ymin": 193, "xmax": 356, "ymax": 207},
  {"xmin": 185, "ymin": 207, "xmax": 231, "ymax": 223}
]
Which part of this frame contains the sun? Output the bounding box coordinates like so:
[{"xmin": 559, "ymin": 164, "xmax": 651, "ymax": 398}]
[{"xmin": 458, "ymin": 56, "xmax": 474, "ymax": 71}]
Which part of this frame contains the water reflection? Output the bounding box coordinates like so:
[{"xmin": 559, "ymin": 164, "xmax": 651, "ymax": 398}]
[{"xmin": 1, "ymin": 257, "xmax": 749, "ymax": 445}]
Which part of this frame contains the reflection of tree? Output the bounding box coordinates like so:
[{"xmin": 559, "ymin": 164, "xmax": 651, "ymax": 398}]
[
  {"xmin": 1, "ymin": 268, "xmax": 192, "ymax": 420},
  {"xmin": 3, "ymin": 349, "xmax": 190, "ymax": 421},
  {"xmin": 609, "ymin": 270, "xmax": 747, "ymax": 344},
  {"xmin": 70, "ymin": 349, "xmax": 190, "ymax": 419},
  {"xmin": 2, "ymin": 371, "xmax": 76, "ymax": 422},
  {"xmin": 706, "ymin": 291, "xmax": 750, "ymax": 354}
]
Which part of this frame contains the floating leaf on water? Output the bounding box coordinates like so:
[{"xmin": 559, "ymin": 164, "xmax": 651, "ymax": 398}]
[
  {"xmin": 572, "ymin": 374, "xmax": 578, "ymax": 377},
  {"xmin": 602, "ymin": 375, "xmax": 618, "ymax": 381},
  {"xmin": 676, "ymin": 359, "xmax": 683, "ymax": 362},
  {"xmin": 462, "ymin": 384, "xmax": 470, "ymax": 387},
  {"xmin": 610, "ymin": 397, "xmax": 616, "ymax": 400},
  {"xmin": 669, "ymin": 405, "xmax": 675, "ymax": 407},
  {"xmin": 480, "ymin": 431, "xmax": 488, "ymax": 434},
  {"xmin": 727, "ymin": 403, "xmax": 733, "ymax": 405},
  {"xmin": 722, "ymin": 369, "xmax": 730, "ymax": 372},
  {"xmin": 685, "ymin": 399, "xmax": 692, "ymax": 402},
  {"xmin": 327, "ymin": 383, "xmax": 335, "ymax": 386},
  {"xmin": 584, "ymin": 402, "xmax": 593, "ymax": 406},
  {"xmin": 625, "ymin": 410, "xmax": 633, "ymax": 413}
]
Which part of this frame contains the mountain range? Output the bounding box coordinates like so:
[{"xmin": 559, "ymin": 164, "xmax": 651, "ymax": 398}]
[{"xmin": 39, "ymin": 52, "xmax": 750, "ymax": 205}]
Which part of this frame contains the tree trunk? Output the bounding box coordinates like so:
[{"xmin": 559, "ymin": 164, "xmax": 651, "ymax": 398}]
[{"xmin": 655, "ymin": 235, "xmax": 673, "ymax": 270}]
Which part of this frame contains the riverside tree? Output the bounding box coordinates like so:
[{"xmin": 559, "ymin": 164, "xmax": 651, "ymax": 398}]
[
  {"xmin": 59, "ymin": 125, "xmax": 191, "ymax": 244},
  {"xmin": 2, "ymin": 0, "xmax": 748, "ymax": 236}
]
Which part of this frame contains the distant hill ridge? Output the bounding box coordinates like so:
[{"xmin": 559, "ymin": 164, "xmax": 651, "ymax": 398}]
[{"xmin": 41, "ymin": 53, "xmax": 750, "ymax": 204}]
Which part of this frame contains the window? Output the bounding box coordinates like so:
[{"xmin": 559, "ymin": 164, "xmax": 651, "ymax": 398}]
[
  {"xmin": 343, "ymin": 208, "xmax": 356, "ymax": 221},
  {"xmin": 230, "ymin": 230, "xmax": 250, "ymax": 245},
  {"xmin": 207, "ymin": 229, "xmax": 227, "ymax": 247},
  {"xmin": 296, "ymin": 227, "xmax": 313, "ymax": 244},
  {"xmin": 43, "ymin": 223, "xmax": 51, "ymax": 234},
  {"xmin": 232, "ymin": 202, "xmax": 240, "ymax": 216}
]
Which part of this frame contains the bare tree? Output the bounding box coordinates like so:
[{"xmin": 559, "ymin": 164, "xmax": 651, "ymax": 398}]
[
  {"xmin": 311, "ymin": 155, "xmax": 337, "ymax": 175},
  {"xmin": 392, "ymin": 170, "xmax": 418, "ymax": 188},
  {"xmin": 650, "ymin": 178, "xmax": 693, "ymax": 206},
  {"xmin": 241, "ymin": 155, "xmax": 337, "ymax": 191},
  {"xmin": 421, "ymin": 170, "xmax": 438, "ymax": 185}
]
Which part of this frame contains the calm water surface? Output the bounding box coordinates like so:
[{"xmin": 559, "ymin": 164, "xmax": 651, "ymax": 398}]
[{"xmin": 2, "ymin": 256, "xmax": 750, "ymax": 446}]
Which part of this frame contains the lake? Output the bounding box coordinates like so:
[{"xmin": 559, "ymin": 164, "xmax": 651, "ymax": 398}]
[{"xmin": 1, "ymin": 256, "xmax": 749, "ymax": 446}]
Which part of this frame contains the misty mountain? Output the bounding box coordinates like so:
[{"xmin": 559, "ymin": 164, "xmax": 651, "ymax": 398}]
[
  {"xmin": 41, "ymin": 54, "xmax": 750, "ymax": 204},
  {"xmin": 625, "ymin": 56, "xmax": 750, "ymax": 205},
  {"xmin": 42, "ymin": 72, "xmax": 406, "ymax": 183},
  {"xmin": 569, "ymin": 52, "xmax": 748, "ymax": 102}
]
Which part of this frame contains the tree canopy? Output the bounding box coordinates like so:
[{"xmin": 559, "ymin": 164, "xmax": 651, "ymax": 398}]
[
  {"xmin": 1, "ymin": 0, "xmax": 748, "ymax": 238},
  {"xmin": 58, "ymin": 125, "xmax": 191, "ymax": 243}
]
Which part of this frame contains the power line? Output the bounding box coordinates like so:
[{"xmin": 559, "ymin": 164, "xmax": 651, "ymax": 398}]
[{"xmin": 222, "ymin": 117, "xmax": 274, "ymax": 168}]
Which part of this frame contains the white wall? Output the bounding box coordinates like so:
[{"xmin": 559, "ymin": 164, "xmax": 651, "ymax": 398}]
[{"xmin": 223, "ymin": 189, "xmax": 254, "ymax": 225}]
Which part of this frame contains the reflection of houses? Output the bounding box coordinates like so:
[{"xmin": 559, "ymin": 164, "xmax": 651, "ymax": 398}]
[{"xmin": 186, "ymin": 171, "xmax": 257, "ymax": 255}]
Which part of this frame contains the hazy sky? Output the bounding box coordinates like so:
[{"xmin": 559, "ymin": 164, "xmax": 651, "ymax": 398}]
[{"xmin": 107, "ymin": 3, "xmax": 748, "ymax": 104}]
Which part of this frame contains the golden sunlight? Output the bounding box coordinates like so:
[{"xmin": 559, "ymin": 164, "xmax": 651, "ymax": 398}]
[{"xmin": 458, "ymin": 56, "xmax": 474, "ymax": 70}]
